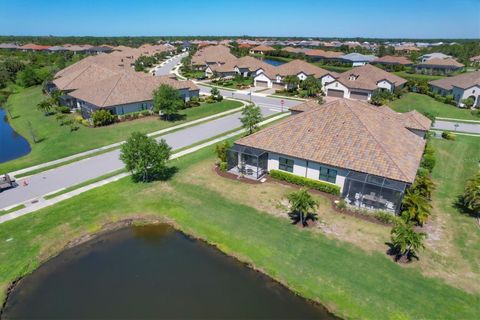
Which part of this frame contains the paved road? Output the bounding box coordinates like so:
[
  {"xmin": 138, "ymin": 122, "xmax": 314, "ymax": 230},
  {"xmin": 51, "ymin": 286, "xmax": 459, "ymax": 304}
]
[
  {"xmin": 0, "ymin": 106, "xmax": 280, "ymax": 209},
  {"xmin": 433, "ymin": 120, "xmax": 480, "ymax": 134},
  {"xmin": 153, "ymin": 53, "xmax": 187, "ymax": 76}
]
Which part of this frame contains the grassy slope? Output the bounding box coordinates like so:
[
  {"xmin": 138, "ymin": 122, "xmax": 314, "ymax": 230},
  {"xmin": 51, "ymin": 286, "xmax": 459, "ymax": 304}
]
[
  {"xmin": 388, "ymin": 93, "xmax": 478, "ymax": 120},
  {"xmin": 0, "ymin": 86, "xmax": 242, "ymax": 173},
  {"xmin": 0, "ymin": 144, "xmax": 478, "ymax": 319}
]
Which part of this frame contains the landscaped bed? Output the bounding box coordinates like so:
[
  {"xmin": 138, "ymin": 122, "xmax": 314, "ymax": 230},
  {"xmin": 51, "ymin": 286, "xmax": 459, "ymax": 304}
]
[
  {"xmin": 0, "ymin": 86, "xmax": 243, "ymax": 173},
  {"xmin": 0, "ymin": 138, "xmax": 478, "ymax": 319}
]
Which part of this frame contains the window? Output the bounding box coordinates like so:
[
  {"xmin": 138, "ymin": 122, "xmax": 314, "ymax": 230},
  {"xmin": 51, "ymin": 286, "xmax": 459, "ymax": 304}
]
[
  {"xmin": 279, "ymin": 157, "xmax": 294, "ymax": 173},
  {"xmin": 319, "ymin": 167, "xmax": 337, "ymax": 183}
]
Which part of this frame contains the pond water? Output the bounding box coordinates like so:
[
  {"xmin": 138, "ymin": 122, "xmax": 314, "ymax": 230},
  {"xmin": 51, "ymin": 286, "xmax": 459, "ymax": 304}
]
[
  {"xmin": 0, "ymin": 107, "xmax": 30, "ymax": 163},
  {"xmin": 263, "ymin": 58, "xmax": 286, "ymax": 66},
  {"xmin": 2, "ymin": 224, "xmax": 335, "ymax": 319}
]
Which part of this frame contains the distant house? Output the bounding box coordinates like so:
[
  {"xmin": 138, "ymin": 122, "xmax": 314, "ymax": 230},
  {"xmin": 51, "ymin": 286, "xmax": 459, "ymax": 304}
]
[
  {"xmin": 394, "ymin": 46, "xmax": 420, "ymax": 55},
  {"xmin": 191, "ymin": 45, "xmax": 237, "ymax": 70},
  {"xmin": 253, "ymin": 59, "xmax": 338, "ymax": 90},
  {"xmin": 373, "ymin": 55, "xmax": 412, "ymax": 67},
  {"xmin": 0, "ymin": 43, "xmax": 19, "ymax": 50},
  {"xmin": 429, "ymin": 71, "xmax": 480, "ymax": 107},
  {"xmin": 340, "ymin": 53, "xmax": 377, "ymax": 66},
  {"xmin": 324, "ymin": 64, "xmax": 407, "ymax": 100},
  {"xmin": 47, "ymin": 46, "xmax": 69, "ymax": 53},
  {"xmin": 469, "ymin": 55, "xmax": 480, "ymax": 66},
  {"xmin": 415, "ymin": 58, "xmax": 464, "ymax": 75},
  {"xmin": 419, "ymin": 52, "xmax": 452, "ymax": 62},
  {"xmin": 205, "ymin": 56, "xmax": 271, "ymax": 78},
  {"xmin": 249, "ymin": 45, "xmax": 275, "ymax": 55},
  {"xmin": 88, "ymin": 46, "xmax": 114, "ymax": 54},
  {"xmin": 304, "ymin": 49, "xmax": 344, "ymax": 62},
  {"xmin": 19, "ymin": 43, "xmax": 51, "ymax": 51},
  {"xmin": 227, "ymin": 99, "xmax": 430, "ymax": 213}
]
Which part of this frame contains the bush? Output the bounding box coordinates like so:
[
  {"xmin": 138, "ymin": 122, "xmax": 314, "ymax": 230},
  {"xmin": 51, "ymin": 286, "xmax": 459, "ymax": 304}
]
[
  {"xmin": 74, "ymin": 115, "xmax": 83, "ymax": 124},
  {"xmin": 375, "ymin": 211, "xmax": 402, "ymax": 224},
  {"xmin": 219, "ymin": 161, "xmax": 227, "ymax": 172},
  {"xmin": 421, "ymin": 153, "xmax": 436, "ymax": 172},
  {"xmin": 92, "ymin": 109, "xmax": 116, "ymax": 127},
  {"xmin": 269, "ymin": 170, "xmax": 340, "ymax": 195},
  {"xmin": 55, "ymin": 105, "xmax": 71, "ymax": 114},
  {"xmin": 81, "ymin": 119, "xmax": 90, "ymax": 127},
  {"xmin": 441, "ymin": 131, "xmax": 456, "ymax": 140}
]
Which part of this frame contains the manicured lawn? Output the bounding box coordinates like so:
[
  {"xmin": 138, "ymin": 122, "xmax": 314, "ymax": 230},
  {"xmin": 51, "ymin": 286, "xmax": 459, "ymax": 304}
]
[
  {"xmin": 0, "ymin": 143, "xmax": 478, "ymax": 319},
  {"xmin": 0, "ymin": 86, "xmax": 242, "ymax": 173},
  {"xmin": 392, "ymin": 71, "xmax": 445, "ymax": 82},
  {"xmin": 312, "ymin": 62, "xmax": 352, "ymax": 73},
  {"xmin": 388, "ymin": 93, "xmax": 479, "ymax": 120}
]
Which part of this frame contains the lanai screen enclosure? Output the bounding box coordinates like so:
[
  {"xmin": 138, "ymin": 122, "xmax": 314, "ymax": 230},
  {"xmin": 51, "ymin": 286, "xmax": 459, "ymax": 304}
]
[{"xmin": 227, "ymin": 144, "xmax": 268, "ymax": 180}]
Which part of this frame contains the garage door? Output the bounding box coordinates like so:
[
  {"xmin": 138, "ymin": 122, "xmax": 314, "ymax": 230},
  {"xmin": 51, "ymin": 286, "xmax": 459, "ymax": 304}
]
[
  {"xmin": 255, "ymin": 80, "xmax": 268, "ymax": 87},
  {"xmin": 327, "ymin": 89, "xmax": 344, "ymax": 98},
  {"xmin": 350, "ymin": 91, "xmax": 369, "ymax": 100},
  {"xmin": 273, "ymin": 82, "xmax": 285, "ymax": 90}
]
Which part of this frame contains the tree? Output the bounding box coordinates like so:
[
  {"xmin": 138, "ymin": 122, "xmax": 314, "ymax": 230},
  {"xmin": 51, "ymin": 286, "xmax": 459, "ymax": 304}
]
[
  {"xmin": 0, "ymin": 66, "xmax": 9, "ymax": 89},
  {"xmin": 153, "ymin": 84, "xmax": 184, "ymax": 120},
  {"xmin": 16, "ymin": 67, "xmax": 40, "ymax": 87},
  {"xmin": 462, "ymin": 97, "xmax": 475, "ymax": 108},
  {"xmin": 378, "ymin": 45, "xmax": 386, "ymax": 57},
  {"xmin": 210, "ymin": 87, "xmax": 223, "ymax": 101},
  {"xmin": 215, "ymin": 140, "xmax": 231, "ymax": 164},
  {"xmin": 390, "ymin": 221, "xmax": 426, "ymax": 262},
  {"xmin": 300, "ymin": 76, "xmax": 322, "ymax": 97},
  {"xmin": 284, "ymin": 75, "xmax": 299, "ymax": 91},
  {"xmin": 412, "ymin": 171, "xmax": 435, "ymax": 200},
  {"xmin": 240, "ymin": 104, "xmax": 262, "ymax": 135},
  {"xmin": 287, "ymin": 189, "xmax": 319, "ymax": 227},
  {"xmin": 92, "ymin": 110, "xmax": 116, "ymax": 127},
  {"xmin": 401, "ymin": 188, "xmax": 432, "ymax": 226},
  {"xmin": 120, "ymin": 132, "xmax": 172, "ymax": 182},
  {"xmin": 37, "ymin": 100, "xmax": 53, "ymax": 115},
  {"xmin": 463, "ymin": 172, "xmax": 480, "ymax": 217}
]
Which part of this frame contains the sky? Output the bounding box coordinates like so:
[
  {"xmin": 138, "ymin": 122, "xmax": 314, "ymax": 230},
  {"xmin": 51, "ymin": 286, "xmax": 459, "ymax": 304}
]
[{"xmin": 1, "ymin": 0, "xmax": 479, "ymax": 39}]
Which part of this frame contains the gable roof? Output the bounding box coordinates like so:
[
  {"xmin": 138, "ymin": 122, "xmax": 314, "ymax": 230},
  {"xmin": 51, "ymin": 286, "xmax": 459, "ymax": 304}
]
[
  {"xmin": 250, "ymin": 45, "xmax": 275, "ymax": 52},
  {"xmin": 429, "ymin": 71, "xmax": 480, "ymax": 90},
  {"xmin": 341, "ymin": 53, "xmax": 377, "ymax": 62},
  {"xmin": 305, "ymin": 49, "xmax": 343, "ymax": 59},
  {"xmin": 261, "ymin": 59, "xmax": 337, "ymax": 79},
  {"xmin": 191, "ymin": 45, "xmax": 236, "ymax": 66},
  {"xmin": 373, "ymin": 55, "xmax": 412, "ymax": 65},
  {"xmin": 417, "ymin": 58, "xmax": 464, "ymax": 68},
  {"xmin": 334, "ymin": 64, "xmax": 407, "ymax": 90},
  {"xmin": 236, "ymin": 99, "xmax": 427, "ymax": 183},
  {"xmin": 376, "ymin": 106, "xmax": 432, "ymax": 131}
]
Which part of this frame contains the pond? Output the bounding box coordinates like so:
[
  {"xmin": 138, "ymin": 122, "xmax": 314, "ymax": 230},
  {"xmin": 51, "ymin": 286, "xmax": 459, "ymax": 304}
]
[
  {"xmin": 0, "ymin": 107, "xmax": 31, "ymax": 163},
  {"xmin": 2, "ymin": 224, "xmax": 336, "ymax": 319},
  {"xmin": 263, "ymin": 58, "xmax": 286, "ymax": 66}
]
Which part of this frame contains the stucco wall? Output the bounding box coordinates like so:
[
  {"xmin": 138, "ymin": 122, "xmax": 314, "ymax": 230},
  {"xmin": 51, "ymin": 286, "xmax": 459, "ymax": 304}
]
[
  {"xmin": 377, "ymin": 80, "xmax": 394, "ymax": 91},
  {"xmin": 254, "ymin": 73, "xmax": 273, "ymax": 87},
  {"xmin": 453, "ymin": 85, "xmax": 480, "ymax": 106}
]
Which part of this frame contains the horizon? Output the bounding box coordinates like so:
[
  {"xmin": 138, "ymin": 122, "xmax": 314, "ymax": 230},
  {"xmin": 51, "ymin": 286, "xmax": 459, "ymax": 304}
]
[{"xmin": 1, "ymin": 0, "xmax": 479, "ymax": 39}]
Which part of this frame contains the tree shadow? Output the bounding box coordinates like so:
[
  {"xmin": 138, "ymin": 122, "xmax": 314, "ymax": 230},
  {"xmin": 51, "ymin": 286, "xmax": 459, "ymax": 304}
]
[
  {"xmin": 287, "ymin": 211, "xmax": 318, "ymax": 227},
  {"xmin": 161, "ymin": 113, "xmax": 186, "ymax": 122},
  {"xmin": 131, "ymin": 166, "xmax": 178, "ymax": 183},
  {"xmin": 385, "ymin": 242, "xmax": 418, "ymax": 263},
  {"xmin": 34, "ymin": 137, "xmax": 46, "ymax": 144},
  {"xmin": 452, "ymin": 195, "xmax": 479, "ymax": 219}
]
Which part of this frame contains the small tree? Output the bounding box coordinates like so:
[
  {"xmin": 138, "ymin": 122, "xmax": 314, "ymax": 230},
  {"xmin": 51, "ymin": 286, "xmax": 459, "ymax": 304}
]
[
  {"xmin": 401, "ymin": 188, "xmax": 432, "ymax": 226},
  {"xmin": 120, "ymin": 132, "xmax": 172, "ymax": 182},
  {"xmin": 153, "ymin": 84, "xmax": 184, "ymax": 120},
  {"xmin": 92, "ymin": 110, "xmax": 116, "ymax": 127},
  {"xmin": 37, "ymin": 100, "xmax": 53, "ymax": 115},
  {"xmin": 390, "ymin": 221, "xmax": 426, "ymax": 262},
  {"xmin": 215, "ymin": 140, "xmax": 232, "ymax": 171},
  {"xmin": 287, "ymin": 188, "xmax": 319, "ymax": 227},
  {"xmin": 284, "ymin": 75, "xmax": 299, "ymax": 91},
  {"xmin": 463, "ymin": 172, "xmax": 480, "ymax": 217},
  {"xmin": 462, "ymin": 97, "xmax": 475, "ymax": 108},
  {"xmin": 240, "ymin": 104, "xmax": 262, "ymax": 136},
  {"xmin": 300, "ymin": 76, "xmax": 321, "ymax": 97},
  {"xmin": 210, "ymin": 87, "xmax": 223, "ymax": 102}
]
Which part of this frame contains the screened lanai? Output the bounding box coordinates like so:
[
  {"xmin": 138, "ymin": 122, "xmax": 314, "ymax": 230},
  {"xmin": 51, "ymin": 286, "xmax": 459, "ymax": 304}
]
[
  {"xmin": 227, "ymin": 144, "xmax": 268, "ymax": 180},
  {"xmin": 341, "ymin": 171, "xmax": 408, "ymax": 213}
]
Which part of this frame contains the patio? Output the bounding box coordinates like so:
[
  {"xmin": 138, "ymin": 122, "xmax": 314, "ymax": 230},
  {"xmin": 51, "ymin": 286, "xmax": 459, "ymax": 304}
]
[{"xmin": 227, "ymin": 144, "xmax": 268, "ymax": 180}]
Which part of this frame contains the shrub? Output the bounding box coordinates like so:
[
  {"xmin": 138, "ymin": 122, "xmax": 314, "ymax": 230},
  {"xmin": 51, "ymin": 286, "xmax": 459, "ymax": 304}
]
[
  {"xmin": 219, "ymin": 161, "xmax": 228, "ymax": 172},
  {"xmin": 441, "ymin": 131, "xmax": 456, "ymax": 140},
  {"xmin": 421, "ymin": 153, "xmax": 436, "ymax": 172},
  {"xmin": 92, "ymin": 110, "xmax": 116, "ymax": 127},
  {"xmin": 336, "ymin": 199, "xmax": 347, "ymax": 210},
  {"xmin": 269, "ymin": 170, "xmax": 340, "ymax": 195},
  {"xmin": 81, "ymin": 119, "xmax": 90, "ymax": 127},
  {"xmin": 55, "ymin": 105, "xmax": 71, "ymax": 114},
  {"xmin": 74, "ymin": 115, "xmax": 84, "ymax": 124},
  {"xmin": 375, "ymin": 211, "xmax": 402, "ymax": 224}
]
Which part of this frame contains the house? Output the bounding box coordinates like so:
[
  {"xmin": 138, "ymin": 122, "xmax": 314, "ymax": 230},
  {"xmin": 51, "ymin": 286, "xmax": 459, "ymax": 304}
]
[
  {"xmin": 469, "ymin": 55, "xmax": 480, "ymax": 65},
  {"xmin": 47, "ymin": 46, "xmax": 69, "ymax": 53},
  {"xmin": 19, "ymin": 43, "xmax": 51, "ymax": 51},
  {"xmin": 87, "ymin": 46, "xmax": 114, "ymax": 54},
  {"xmin": 249, "ymin": 45, "xmax": 275, "ymax": 55},
  {"xmin": 429, "ymin": 71, "xmax": 480, "ymax": 107},
  {"xmin": 304, "ymin": 49, "xmax": 344, "ymax": 62},
  {"xmin": 253, "ymin": 59, "xmax": 338, "ymax": 89},
  {"xmin": 227, "ymin": 99, "xmax": 430, "ymax": 213},
  {"xmin": 324, "ymin": 64, "xmax": 407, "ymax": 100},
  {"xmin": 372, "ymin": 55, "xmax": 412, "ymax": 68},
  {"xmin": 0, "ymin": 43, "xmax": 19, "ymax": 50},
  {"xmin": 394, "ymin": 46, "xmax": 420, "ymax": 55},
  {"xmin": 282, "ymin": 46, "xmax": 306, "ymax": 54},
  {"xmin": 419, "ymin": 52, "xmax": 452, "ymax": 62},
  {"xmin": 191, "ymin": 45, "xmax": 237, "ymax": 70},
  {"xmin": 340, "ymin": 53, "xmax": 377, "ymax": 66},
  {"xmin": 205, "ymin": 56, "xmax": 271, "ymax": 78},
  {"xmin": 416, "ymin": 58, "xmax": 464, "ymax": 75}
]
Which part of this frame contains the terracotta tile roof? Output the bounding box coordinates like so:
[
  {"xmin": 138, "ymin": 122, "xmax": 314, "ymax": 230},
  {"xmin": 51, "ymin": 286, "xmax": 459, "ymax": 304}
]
[
  {"xmin": 335, "ymin": 64, "xmax": 407, "ymax": 90},
  {"xmin": 417, "ymin": 58, "xmax": 464, "ymax": 68},
  {"xmin": 236, "ymin": 99, "xmax": 427, "ymax": 183},
  {"xmin": 283, "ymin": 46, "xmax": 305, "ymax": 53},
  {"xmin": 191, "ymin": 45, "xmax": 236, "ymax": 66},
  {"xmin": 305, "ymin": 49, "xmax": 343, "ymax": 58},
  {"xmin": 373, "ymin": 55, "xmax": 412, "ymax": 65},
  {"xmin": 377, "ymin": 106, "xmax": 432, "ymax": 131},
  {"xmin": 19, "ymin": 43, "xmax": 51, "ymax": 50},
  {"xmin": 470, "ymin": 55, "xmax": 480, "ymax": 62},
  {"xmin": 250, "ymin": 45, "xmax": 275, "ymax": 52},
  {"xmin": 288, "ymin": 99, "xmax": 322, "ymax": 112},
  {"xmin": 261, "ymin": 59, "xmax": 337, "ymax": 79},
  {"xmin": 429, "ymin": 71, "xmax": 480, "ymax": 90}
]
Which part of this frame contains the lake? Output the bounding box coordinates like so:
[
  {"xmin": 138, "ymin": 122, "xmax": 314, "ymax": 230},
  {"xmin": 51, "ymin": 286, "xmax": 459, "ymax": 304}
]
[
  {"xmin": 0, "ymin": 108, "xmax": 30, "ymax": 163},
  {"xmin": 263, "ymin": 58, "xmax": 286, "ymax": 66},
  {"xmin": 2, "ymin": 224, "xmax": 336, "ymax": 319}
]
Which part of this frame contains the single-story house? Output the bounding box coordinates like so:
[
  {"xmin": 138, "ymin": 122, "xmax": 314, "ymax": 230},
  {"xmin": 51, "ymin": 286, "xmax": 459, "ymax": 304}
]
[
  {"xmin": 227, "ymin": 99, "xmax": 430, "ymax": 213},
  {"xmin": 324, "ymin": 64, "xmax": 407, "ymax": 100},
  {"xmin": 253, "ymin": 59, "xmax": 338, "ymax": 89},
  {"xmin": 372, "ymin": 55, "xmax": 413, "ymax": 67},
  {"xmin": 249, "ymin": 45, "xmax": 275, "ymax": 55},
  {"xmin": 469, "ymin": 55, "xmax": 480, "ymax": 65},
  {"xmin": 282, "ymin": 46, "xmax": 308, "ymax": 54},
  {"xmin": 47, "ymin": 46, "xmax": 69, "ymax": 52},
  {"xmin": 19, "ymin": 43, "xmax": 51, "ymax": 51},
  {"xmin": 340, "ymin": 53, "xmax": 377, "ymax": 66},
  {"xmin": 191, "ymin": 45, "xmax": 237, "ymax": 70},
  {"xmin": 205, "ymin": 56, "xmax": 271, "ymax": 78},
  {"xmin": 0, "ymin": 43, "xmax": 19, "ymax": 50},
  {"xmin": 87, "ymin": 46, "xmax": 114, "ymax": 54},
  {"xmin": 394, "ymin": 46, "xmax": 420, "ymax": 55},
  {"xmin": 419, "ymin": 52, "xmax": 452, "ymax": 63},
  {"xmin": 415, "ymin": 58, "xmax": 464, "ymax": 75},
  {"xmin": 429, "ymin": 71, "xmax": 480, "ymax": 107}
]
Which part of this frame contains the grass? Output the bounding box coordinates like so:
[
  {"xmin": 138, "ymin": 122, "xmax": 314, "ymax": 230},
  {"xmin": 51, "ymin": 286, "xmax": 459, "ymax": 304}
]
[
  {"xmin": 0, "ymin": 204, "xmax": 26, "ymax": 216},
  {"xmin": 0, "ymin": 142, "xmax": 478, "ymax": 319},
  {"xmin": 388, "ymin": 93, "xmax": 479, "ymax": 120},
  {"xmin": 392, "ymin": 71, "xmax": 445, "ymax": 82},
  {"xmin": 0, "ymin": 86, "xmax": 242, "ymax": 173},
  {"xmin": 312, "ymin": 62, "xmax": 352, "ymax": 73}
]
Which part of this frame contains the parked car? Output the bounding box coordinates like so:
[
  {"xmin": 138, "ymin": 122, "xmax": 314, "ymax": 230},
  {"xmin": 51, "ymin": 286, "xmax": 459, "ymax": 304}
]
[{"xmin": 0, "ymin": 174, "xmax": 15, "ymax": 191}]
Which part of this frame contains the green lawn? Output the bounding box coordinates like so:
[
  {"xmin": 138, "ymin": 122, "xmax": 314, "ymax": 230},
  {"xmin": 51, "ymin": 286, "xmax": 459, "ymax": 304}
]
[
  {"xmin": 392, "ymin": 71, "xmax": 445, "ymax": 82},
  {"xmin": 0, "ymin": 143, "xmax": 478, "ymax": 319},
  {"xmin": 312, "ymin": 62, "xmax": 352, "ymax": 73},
  {"xmin": 0, "ymin": 86, "xmax": 242, "ymax": 173},
  {"xmin": 388, "ymin": 93, "xmax": 479, "ymax": 120}
]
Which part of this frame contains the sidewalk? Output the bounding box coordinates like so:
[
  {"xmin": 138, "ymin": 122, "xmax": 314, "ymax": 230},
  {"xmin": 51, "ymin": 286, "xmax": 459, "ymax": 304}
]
[{"xmin": 0, "ymin": 112, "xmax": 289, "ymax": 224}]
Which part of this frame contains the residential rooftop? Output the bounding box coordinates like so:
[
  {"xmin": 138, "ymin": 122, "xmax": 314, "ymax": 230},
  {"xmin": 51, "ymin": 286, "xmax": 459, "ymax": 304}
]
[{"xmin": 429, "ymin": 71, "xmax": 480, "ymax": 90}]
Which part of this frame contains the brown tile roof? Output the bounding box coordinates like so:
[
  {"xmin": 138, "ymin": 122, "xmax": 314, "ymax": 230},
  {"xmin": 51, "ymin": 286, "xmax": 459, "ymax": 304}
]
[
  {"xmin": 250, "ymin": 45, "xmax": 275, "ymax": 52},
  {"xmin": 429, "ymin": 71, "xmax": 480, "ymax": 90},
  {"xmin": 288, "ymin": 99, "xmax": 322, "ymax": 112},
  {"xmin": 236, "ymin": 99, "xmax": 427, "ymax": 183},
  {"xmin": 417, "ymin": 58, "xmax": 464, "ymax": 68},
  {"xmin": 191, "ymin": 45, "xmax": 236, "ymax": 66},
  {"xmin": 394, "ymin": 46, "xmax": 420, "ymax": 52},
  {"xmin": 377, "ymin": 106, "xmax": 432, "ymax": 131},
  {"xmin": 283, "ymin": 46, "xmax": 304, "ymax": 53},
  {"xmin": 19, "ymin": 43, "xmax": 51, "ymax": 50},
  {"xmin": 470, "ymin": 55, "xmax": 480, "ymax": 62},
  {"xmin": 373, "ymin": 55, "xmax": 412, "ymax": 65},
  {"xmin": 262, "ymin": 59, "xmax": 337, "ymax": 79},
  {"xmin": 335, "ymin": 64, "xmax": 407, "ymax": 90},
  {"xmin": 305, "ymin": 49, "xmax": 343, "ymax": 58}
]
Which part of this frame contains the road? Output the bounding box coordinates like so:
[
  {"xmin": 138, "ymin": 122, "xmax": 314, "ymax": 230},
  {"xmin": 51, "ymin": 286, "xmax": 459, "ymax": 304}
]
[
  {"xmin": 153, "ymin": 53, "xmax": 187, "ymax": 76},
  {"xmin": 0, "ymin": 106, "xmax": 283, "ymax": 209},
  {"xmin": 432, "ymin": 120, "xmax": 480, "ymax": 135}
]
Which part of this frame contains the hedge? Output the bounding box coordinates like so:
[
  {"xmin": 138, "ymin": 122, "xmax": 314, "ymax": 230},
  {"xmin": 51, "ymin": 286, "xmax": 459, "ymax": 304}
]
[{"xmin": 269, "ymin": 170, "xmax": 340, "ymax": 195}]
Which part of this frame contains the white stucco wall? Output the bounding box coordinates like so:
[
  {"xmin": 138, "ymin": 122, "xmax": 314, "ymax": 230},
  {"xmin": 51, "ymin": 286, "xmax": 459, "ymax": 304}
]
[
  {"xmin": 320, "ymin": 74, "xmax": 336, "ymax": 88},
  {"xmin": 254, "ymin": 73, "xmax": 273, "ymax": 87},
  {"xmin": 267, "ymin": 153, "xmax": 347, "ymax": 192},
  {"xmin": 453, "ymin": 85, "xmax": 480, "ymax": 106},
  {"xmin": 377, "ymin": 80, "xmax": 394, "ymax": 91},
  {"xmin": 324, "ymin": 81, "xmax": 349, "ymax": 98}
]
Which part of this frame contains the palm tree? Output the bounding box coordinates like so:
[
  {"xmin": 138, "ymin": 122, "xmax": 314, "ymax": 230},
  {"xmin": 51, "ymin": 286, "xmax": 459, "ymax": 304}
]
[
  {"xmin": 287, "ymin": 189, "xmax": 319, "ymax": 227},
  {"xmin": 412, "ymin": 174, "xmax": 435, "ymax": 200},
  {"xmin": 463, "ymin": 172, "xmax": 480, "ymax": 217},
  {"xmin": 283, "ymin": 75, "xmax": 299, "ymax": 91},
  {"xmin": 401, "ymin": 189, "xmax": 432, "ymax": 226},
  {"xmin": 391, "ymin": 221, "xmax": 426, "ymax": 261},
  {"xmin": 37, "ymin": 100, "xmax": 52, "ymax": 115}
]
